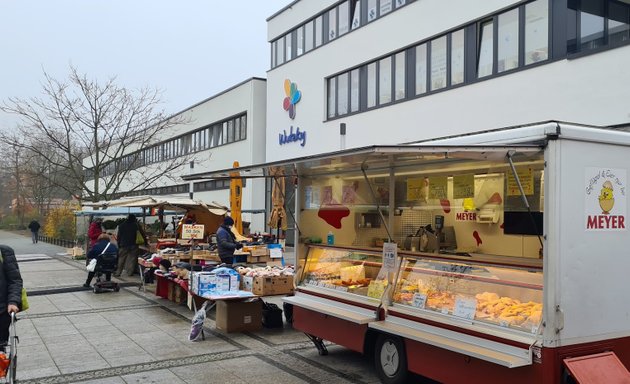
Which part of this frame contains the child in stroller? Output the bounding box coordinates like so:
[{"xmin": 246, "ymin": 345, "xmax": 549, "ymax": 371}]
[{"xmin": 85, "ymin": 234, "xmax": 120, "ymax": 293}]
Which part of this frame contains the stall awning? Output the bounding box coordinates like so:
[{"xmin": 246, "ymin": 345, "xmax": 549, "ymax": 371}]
[
  {"xmin": 181, "ymin": 145, "xmax": 544, "ymax": 181},
  {"xmin": 564, "ymin": 352, "xmax": 630, "ymax": 384},
  {"xmin": 82, "ymin": 195, "xmax": 228, "ymax": 216}
]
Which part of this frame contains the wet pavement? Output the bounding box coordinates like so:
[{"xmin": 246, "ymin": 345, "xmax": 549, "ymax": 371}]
[{"xmin": 2, "ymin": 230, "xmax": 386, "ymax": 384}]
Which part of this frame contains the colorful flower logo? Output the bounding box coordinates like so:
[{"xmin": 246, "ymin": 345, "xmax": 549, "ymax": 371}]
[{"xmin": 282, "ymin": 79, "xmax": 301, "ymax": 119}]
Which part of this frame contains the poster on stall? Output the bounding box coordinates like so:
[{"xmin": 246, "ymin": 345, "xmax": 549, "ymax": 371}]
[
  {"xmin": 453, "ymin": 174, "xmax": 475, "ymax": 199},
  {"xmin": 429, "ymin": 176, "xmax": 448, "ymax": 199},
  {"xmin": 507, "ymin": 168, "xmax": 534, "ymax": 196},
  {"xmin": 407, "ymin": 178, "xmax": 424, "ymax": 201},
  {"xmin": 182, "ymin": 224, "xmax": 204, "ymax": 239},
  {"xmin": 585, "ymin": 167, "xmax": 627, "ymax": 231}
]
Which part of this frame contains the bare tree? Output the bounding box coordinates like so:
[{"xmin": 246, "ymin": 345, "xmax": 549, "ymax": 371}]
[{"xmin": 1, "ymin": 66, "xmax": 192, "ymax": 204}]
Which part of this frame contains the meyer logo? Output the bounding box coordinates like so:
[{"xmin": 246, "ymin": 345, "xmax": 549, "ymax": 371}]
[{"xmin": 585, "ymin": 168, "xmax": 627, "ymax": 230}]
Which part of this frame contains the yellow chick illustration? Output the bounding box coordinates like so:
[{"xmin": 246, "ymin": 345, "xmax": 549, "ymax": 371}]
[{"xmin": 598, "ymin": 180, "xmax": 615, "ymax": 214}]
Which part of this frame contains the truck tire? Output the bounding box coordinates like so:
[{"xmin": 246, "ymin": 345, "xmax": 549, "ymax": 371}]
[{"xmin": 374, "ymin": 333, "xmax": 408, "ymax": 384}]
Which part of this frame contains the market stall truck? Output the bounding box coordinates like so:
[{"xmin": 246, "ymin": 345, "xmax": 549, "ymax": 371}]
[{"xmin": 283, "ymin": 122, "xmax": 630, "ymax": 384}]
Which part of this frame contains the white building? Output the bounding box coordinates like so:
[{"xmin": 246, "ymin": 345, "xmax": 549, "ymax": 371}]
[
  {"xmin": 266, "ymin": 0, "xmax": 630, "ymax": 162},
  {"xmin": 84, "ymin": 78, "xmax": 268, "ymax": 232}
]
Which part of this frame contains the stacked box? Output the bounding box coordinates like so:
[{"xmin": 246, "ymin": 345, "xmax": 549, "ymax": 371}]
[
  {"xmin": 247, "ymin": 255, "xmax": 271, "ymax": 264},
  {"xmin": 190, "ymin": 271, "xmax": 239, "ymax": 296},
  {"xmin": 250, "ymin": 247, "xmax": 269, "ymax": 257},
  {"xmin": 251, "ymin": 276, "xmax": 294, "ymax": 296}
]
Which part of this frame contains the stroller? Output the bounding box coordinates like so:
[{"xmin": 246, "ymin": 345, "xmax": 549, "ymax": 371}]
[{"xmin": 93, "ymin": 252, "xmax": 120, "ymax": 294}]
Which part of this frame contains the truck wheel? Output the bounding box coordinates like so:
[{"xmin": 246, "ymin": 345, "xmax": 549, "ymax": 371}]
[{"xmin": 374, "ymin": 334, "xmax": 408, "ymax": 384}]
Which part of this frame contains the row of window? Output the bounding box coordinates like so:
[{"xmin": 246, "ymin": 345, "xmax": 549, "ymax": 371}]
[
  {"xmin": 327, "ymin": 0, "xmax": 550, "ymax": 118},
  {"xmin": 87, "ymin": 113, "xmax": 247, "ymax": 179},
  {"xmin": 568, "ymin": 0, "xmax": 630, "ymax": 53},
  {"xmin": 112, "ymin": 178, "xmax": 246, "ymax": 199},
  {"xmin": 271, "ymin": 0, "xmax": 413, "ymax": 68}
]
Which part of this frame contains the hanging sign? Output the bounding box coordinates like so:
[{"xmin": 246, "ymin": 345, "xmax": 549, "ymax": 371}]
[
  {"xmin": 429, "ymin": 176, "xmax": 448, "ymax": 199},
  {"xmin": 585, "ymin": 167, "xmax": 627, "ymax": 231},
  {"xmin": 182, "ymin": 224, "xmax": 204, "ymax": 239},
  {"xmin": 507, "ymin": 168, "xmax": 534, "ymax": 196},
  {"xmin": 453, "ymin": 174, "xmax": 474, "ymax": 199}
]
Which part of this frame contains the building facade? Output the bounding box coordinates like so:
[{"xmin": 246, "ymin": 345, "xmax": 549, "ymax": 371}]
[
  {"xmin": 84, "ymin": 78, "xmax": 268, "ymax": 231},
  {"xmin": 266, "ymin": 0, "xmax": 630, "ymax": 162}
]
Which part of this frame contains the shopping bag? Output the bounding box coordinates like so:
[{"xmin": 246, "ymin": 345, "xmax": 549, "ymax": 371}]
[
  {"xmin": 135, "ymin": 230, "xmax": 145, "ymax": 245},
  {"xmin": 189, "ymin": 301, "xmax": 208, "ymax": 341},
  {"xmin": 20, "ymin": 287, "xmax": 29, "ymax": 311},
  {"xmin": 86, "ymin": 258, "xmax": 97, "ymax": 272}
]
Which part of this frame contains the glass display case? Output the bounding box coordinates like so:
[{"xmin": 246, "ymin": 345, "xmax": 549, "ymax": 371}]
[
  {"xmin": 300, "ymin": 245, "xmax": 543, "ymax": 333},
  {"xmin": 301, "ymin": 245, "xmax": 388, "ymax": 299},
  {"xmin": 392, "ymin": 255, "xmax": 543, "ymax": 333}
]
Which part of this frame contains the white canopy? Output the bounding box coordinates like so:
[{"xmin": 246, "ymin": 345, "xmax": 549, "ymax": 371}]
[{"xmin": 82, "ymin": 195, "xmax": 228, "ymax": 216}]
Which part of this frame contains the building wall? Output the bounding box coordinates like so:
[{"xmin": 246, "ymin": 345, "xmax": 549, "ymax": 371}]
[
  {"xmin": 266, "ymin": 0, "xmax": 630, "ymax": 162},
  {"xmin": 85, "ymin": 78, "xmax": 269, "ymax": 232}
]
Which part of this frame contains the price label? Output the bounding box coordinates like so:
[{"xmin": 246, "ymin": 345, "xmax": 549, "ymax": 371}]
[
  {"xmin": 383, "ymin": 242, "xmax": 398, "ymax": 272},
  {"xmin": 453, "ymin": 297, "xmax": 477, "ymax": 320},
  {"xmin": 182, "ymin": 224, "xmax": 204, "ymax": 239},
  {"xmin": 269, "ymin": 248, "xmax": 283, "ymax": 259},
  {"xmin": 412, "ymin": 293, "xmax": 427, "ymax": 309}
]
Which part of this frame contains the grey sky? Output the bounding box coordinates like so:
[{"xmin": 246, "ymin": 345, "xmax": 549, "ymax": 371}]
[{"xmin": 0, "ymin": 0, "xmax": 292, "ymax": 129}]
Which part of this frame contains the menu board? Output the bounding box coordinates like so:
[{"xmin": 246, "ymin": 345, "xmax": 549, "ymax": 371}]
[
  {"xmin": 453, "ymin": 174, "xmax": 474, "ymax": 199},
  {"xmin": 507, "ymin": 168, "xmax": 534, "ymax": 196},
  {"xmin": 429, "ymin": 176, "xmax": 448, "ymax": 199}
]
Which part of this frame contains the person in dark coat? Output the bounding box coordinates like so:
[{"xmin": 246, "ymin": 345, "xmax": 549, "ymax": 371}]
[
  {"xmin": 84, "ymin": 233, "xmax": 118, "ymax": 287},
  {"xmin": 216, "ymin": 216, "xmax": 242, "ymax": 264},
  {"xmin": 114, "ymin": 214, "xmax": 145, "ymax": 277},
  {"xmin": 0, "ymin": 245, "xmax": 23, "ymax": 350},
  {"xmin": 27, "ymin": 220, "xmax": 41, "ymax": 244}
]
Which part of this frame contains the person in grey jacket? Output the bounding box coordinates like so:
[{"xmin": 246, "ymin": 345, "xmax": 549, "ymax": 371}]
[
  {"xmin": 216, "ymin": 216, "xmax": 242, "ymax": 264},
  {"xmin": 0, "ymin": 245, "xmax": 23, "ymax": 350}
]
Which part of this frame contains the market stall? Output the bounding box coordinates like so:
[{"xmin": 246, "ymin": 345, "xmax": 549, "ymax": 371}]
[{"xmin": 185, "ymin": 122, "xmax": 630, "ymax": 384}]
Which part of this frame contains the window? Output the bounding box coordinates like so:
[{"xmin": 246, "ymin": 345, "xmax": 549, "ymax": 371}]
[
  {"xmin": 451, "ymin": 29, "xmax": 465, "ymax": 84},
  {"xmin": 227, "ymin": 120, "xmax": 234, "ymax": 143},
  {"xmin": 285, "ymin": 32, "xmax": 293, "ymax": 61},
  {"xmin": 297, "ymin": 26, "xmax": 304, "ymax": 56},
  {"xmin": 609, "ymin": 1, "xmax": 630, "ymax": 45},
  {"xmin": 271, "ymin": 42, "xmax": 276, "ymax": 68},
  {"xmin": 498, "ymin": 9, "xmax": 519, "ymax": 72},
  {"xmin": 394, "ymin": 51, "xmax": 406, "ymax": 100},
  {"xmin": 315, "ymin": 15, "xmax": 324, "ymax": 47},
  {"xmin": 277, "ymin": 36, "xmax": 285, "ymax": 66},
  {"xmin": 350, "ymin": 68, "xmax": 360, "ymax": 112},
  {"xmin": 207, "ymin": 128, "xmax": 213, "ymax": 148},
  {"xmin": 381, "ymin": 0, "xmax": 393, "ymax": 16},
  {"xmin": 305, "ymin": 21, "xmax": 314, "ymax": 52},
  {"xmin": 367, "ymin": 62, "xmax": 377, "ymax": 108},
  {"xmin": 328, "ymin": 77, "xmax": 337, "ymax": 118},
  {"xmin": 525, "ymin": 0, "xmax": 549, "ymax": 64},
  {"xmin": 431, "ymin": 36, "xmax": 447, "ymax": 90},
  {"xmin": 328, "ymin": 8, "xmax": 337, "ymax": 41},
  {"xmin": 214, "ymin": 124, "xmax": 222, "ymax": 146},
  {"xmin": 339, "ymin": 1, "xmax": 350, "ymax": 36},
  {"xmin": 367, "ymin": 0, "xmax": 377, "ymax": 22},
  {"xmin": 379, "ymin": 57, "xmax": 392, "ymax": 105},
  {"xmin": 338, "ymin": 72, "xmax": 349, "ymax": 115},
  {"xmin": 240, "ymin": 115, "xmax": 247, "ymax": 139},
  {"xmin": 235, "ymin": 118, "xmax": 241, "ymax": 141},
  {"xmin": 222, "ymin": 122, "xmax": 228, "ymax": 145},
  {"xmin": 478, "ymin": 20, "xmax": 494, "ymax": 77},
  {"xmin": 351, "ymin": 0, "xmax": 361, "ymax": 30},
  {"xmin": 415, "ymin": 43, "xmax": 427, "ymax": 95}
]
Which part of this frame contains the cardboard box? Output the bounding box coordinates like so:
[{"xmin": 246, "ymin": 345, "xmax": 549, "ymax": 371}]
[
  {"xmin": 251, "ymin": 276, "xmax": 294, "ymax": 296},
  {"xmin": 250, "ymin": 247, "xmax": 269, "ymax": 257},
  {"xmin": 215, "ymin": 298, "xmax": 262, "ymax": 333},
  {"xmin": 247, "ymin": 255, "xmax": 270, "ymax": 264},
  {"xmin": 241, "ymin": 276, "xmax": 254, "ymax": 291}
]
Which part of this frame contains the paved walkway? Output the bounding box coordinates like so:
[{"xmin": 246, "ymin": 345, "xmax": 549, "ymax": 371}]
[{"xmin": 1, "ymin": 231, "xmax": 395, "ymax": 384}]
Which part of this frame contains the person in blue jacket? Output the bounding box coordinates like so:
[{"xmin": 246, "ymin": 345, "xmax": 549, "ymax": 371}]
[
  {"xmin": 216, "ymin": 216, "xmax": 242, "ymax": 264},
  {"xmin": 84, "ymin": 233, "xmax": 118, "ymax": 287}
]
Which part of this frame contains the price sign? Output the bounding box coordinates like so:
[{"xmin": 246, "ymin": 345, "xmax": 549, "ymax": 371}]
[
  {"xmin": 269, "ymin": 247, "xmax": 283, "ymax": 259},
  {"xmin": 182, "ymin": 224, "xmax": 204, "ymax": 239},
  {"xmin": 383, "ymin": 242, "xmax": 398, "ymax": 272},
  {"xmin": 412, "ymin": 293, "xmax": 427, "ymax": 309},
  {"xmin": 453, "ymin": 297, "xmax": 477, "ymax": 320}
]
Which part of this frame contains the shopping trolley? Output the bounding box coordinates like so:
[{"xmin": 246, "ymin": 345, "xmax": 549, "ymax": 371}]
[{"xmin": 0, "ymin": 312, "xmax": 18, "ymax": 383}]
